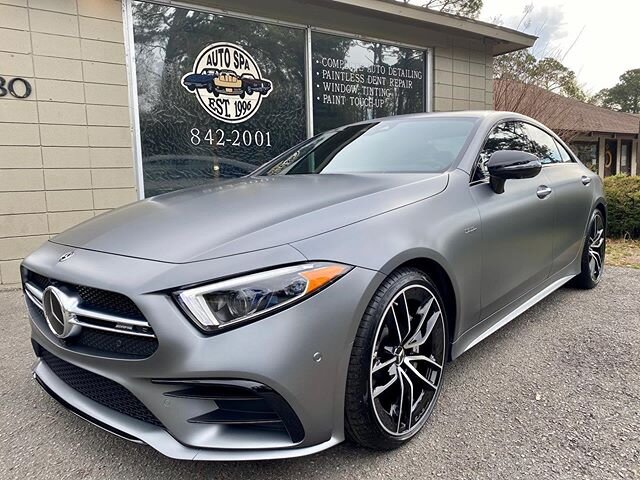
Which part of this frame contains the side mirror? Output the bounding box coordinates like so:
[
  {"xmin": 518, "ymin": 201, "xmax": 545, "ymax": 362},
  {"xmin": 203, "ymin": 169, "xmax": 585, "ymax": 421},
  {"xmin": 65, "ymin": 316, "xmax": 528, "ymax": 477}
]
[{"xmin": 487, "ymin": 150, "xmax": 542, "ymax": 194}]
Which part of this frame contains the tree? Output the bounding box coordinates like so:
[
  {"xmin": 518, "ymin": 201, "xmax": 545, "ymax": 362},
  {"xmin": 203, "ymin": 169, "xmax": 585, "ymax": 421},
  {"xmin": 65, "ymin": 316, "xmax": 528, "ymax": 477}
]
[
  {"xmin": 493, "ymin": 50, "xmax": 587, "ymax": 142},
  {"xmin": 595, "ymin": 69, "xmax": 640, "ymax": 113},
  {"xmin": 494, "ymin": 50, "xmax": 586, "ymax": 101},
  {"xmin": 398, "ymin": 0, "xmax": 482, "ymax": 18}
]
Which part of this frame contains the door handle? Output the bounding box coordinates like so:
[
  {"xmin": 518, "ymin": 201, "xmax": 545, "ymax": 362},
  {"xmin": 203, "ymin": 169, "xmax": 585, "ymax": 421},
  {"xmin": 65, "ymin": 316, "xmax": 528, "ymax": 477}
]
[
  {"xmin": 581, "ymin": 175, "xmax": 592, "ymax": 186},
  {"xmin": 536, "ymin": 185, "xmax": 552, "ymax": 199}
]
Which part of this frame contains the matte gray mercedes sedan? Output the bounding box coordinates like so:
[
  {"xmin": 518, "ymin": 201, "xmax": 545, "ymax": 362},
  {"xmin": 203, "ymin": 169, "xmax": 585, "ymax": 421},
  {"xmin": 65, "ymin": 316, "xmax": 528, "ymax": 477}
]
[{"xmin": 21, "ymin": 111, "xmax": 605, "ymax": 460}]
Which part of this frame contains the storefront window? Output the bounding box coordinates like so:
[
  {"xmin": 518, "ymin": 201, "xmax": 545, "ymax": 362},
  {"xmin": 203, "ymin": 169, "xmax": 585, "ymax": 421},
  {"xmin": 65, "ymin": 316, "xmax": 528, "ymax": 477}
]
[
  {"xmin": 311, "ymin": 32, "xmax": 426, "ymax": 134},
  {"xmin": 132, "ymin": 3, "xmax": 429, "ymax": 197},
  {"xmin": 132, "ymin": 1, "xmax": 306, "ymax": 197},
  {"xmin": 570, "ymin": 142, "xmax": 598, "ymax": 172}
]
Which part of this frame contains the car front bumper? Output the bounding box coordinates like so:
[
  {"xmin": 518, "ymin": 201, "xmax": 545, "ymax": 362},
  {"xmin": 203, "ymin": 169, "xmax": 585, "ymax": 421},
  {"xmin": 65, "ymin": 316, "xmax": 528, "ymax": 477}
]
[{"xmin": 23, "ymin": 241, "xmax": 383, "ymax": 460}]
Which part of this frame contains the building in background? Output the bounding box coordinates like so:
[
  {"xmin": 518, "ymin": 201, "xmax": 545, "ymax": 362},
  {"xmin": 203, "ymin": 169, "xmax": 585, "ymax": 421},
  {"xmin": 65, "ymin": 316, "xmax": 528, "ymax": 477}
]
[
  {"xmin": 495, "ymin": 80, "xmax": 640, "ymax": 177},
  {"xmin": 0, "ymin": 0, "xmax": 534, "ymax": 285}
]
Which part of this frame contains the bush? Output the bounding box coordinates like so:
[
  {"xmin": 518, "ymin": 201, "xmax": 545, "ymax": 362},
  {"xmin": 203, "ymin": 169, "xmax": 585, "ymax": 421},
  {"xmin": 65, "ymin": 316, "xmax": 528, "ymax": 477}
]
[{"xmin": 604, "ymin": 175, "xmax": 640, "ymax": 238}]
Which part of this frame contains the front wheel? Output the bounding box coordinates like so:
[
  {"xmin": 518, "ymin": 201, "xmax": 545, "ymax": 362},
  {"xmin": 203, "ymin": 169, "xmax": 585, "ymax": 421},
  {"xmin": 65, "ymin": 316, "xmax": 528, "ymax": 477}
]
[
  {"xmin": 572, "ymin": 209, "xmax": 606, "ymax": 289},
  {"xmin": 345, "ymin": 268, "xmax": 447, "ymax": 450}
]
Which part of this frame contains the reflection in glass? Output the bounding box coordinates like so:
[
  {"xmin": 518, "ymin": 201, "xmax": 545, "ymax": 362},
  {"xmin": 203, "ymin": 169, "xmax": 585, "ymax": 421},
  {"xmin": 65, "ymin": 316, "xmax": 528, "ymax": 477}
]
[
  {"xmin": 522, "ymin": 123, "xmax": 562, "ymax": 164},
  {"xmin": 620, "ymin": 141, "xmax": 632, "ymax": 175},
  {"xmin": 570, "ymin": 142, "xmax": 598, "ymax": 172},
  {"xmin": 258, "ymin": 118, "xmax": 477, "ymax": 175},
  {"xmin": 132, "ymin": 1, "xmax": 306, "ymax": 197},
  {"xmin": 475, "ymin": 121, "xmax": 532, "ymax": 181},
  {"xmin": 312, "ymin": 32, "xmax": 426, "ymax": 134}
]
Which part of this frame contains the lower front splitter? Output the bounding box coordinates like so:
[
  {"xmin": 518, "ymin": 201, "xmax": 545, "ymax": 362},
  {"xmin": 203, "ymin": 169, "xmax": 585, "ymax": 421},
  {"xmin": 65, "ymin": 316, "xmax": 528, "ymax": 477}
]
[{"xmin": 32, "ymin": 359, "xmax": 342, "ymax": 461}]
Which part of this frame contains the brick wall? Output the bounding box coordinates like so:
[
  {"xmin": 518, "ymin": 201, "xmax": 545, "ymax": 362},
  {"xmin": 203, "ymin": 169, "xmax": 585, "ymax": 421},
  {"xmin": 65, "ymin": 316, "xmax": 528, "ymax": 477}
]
[
  {"xmin": 433, "ymin": 39, "xmax": 494, "ymax": 112},
  {"xmin": 0, "ymin": 0, "xmax": 136, "ymax": 284}
]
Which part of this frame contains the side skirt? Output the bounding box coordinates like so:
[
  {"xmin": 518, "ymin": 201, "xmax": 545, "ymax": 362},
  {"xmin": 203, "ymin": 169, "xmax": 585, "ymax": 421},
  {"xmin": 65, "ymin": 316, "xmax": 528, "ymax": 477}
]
[{"xmin": 451, "ymin": 274, "xmax": 575, "ymax": 358}]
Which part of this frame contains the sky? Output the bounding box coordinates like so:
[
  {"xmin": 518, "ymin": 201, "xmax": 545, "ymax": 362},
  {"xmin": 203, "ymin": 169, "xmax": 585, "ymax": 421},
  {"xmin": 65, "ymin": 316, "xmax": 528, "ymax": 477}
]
[{"xmin": 479, "ymin": 0, "xmax": 640, "ymax": 94}]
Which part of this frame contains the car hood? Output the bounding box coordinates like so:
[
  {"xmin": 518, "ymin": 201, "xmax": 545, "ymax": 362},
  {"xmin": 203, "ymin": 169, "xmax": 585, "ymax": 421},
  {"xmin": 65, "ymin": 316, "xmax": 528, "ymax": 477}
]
[{"xmin": 51, "ymin": 173, "xmax": 448, "ymax": 263}]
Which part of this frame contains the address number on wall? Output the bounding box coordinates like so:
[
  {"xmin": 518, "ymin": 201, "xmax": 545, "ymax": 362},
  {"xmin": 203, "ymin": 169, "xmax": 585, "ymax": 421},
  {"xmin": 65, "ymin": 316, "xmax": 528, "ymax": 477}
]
[{"xmin": 0, "ymin": 77, "xmax": 32, "ymax": 99}]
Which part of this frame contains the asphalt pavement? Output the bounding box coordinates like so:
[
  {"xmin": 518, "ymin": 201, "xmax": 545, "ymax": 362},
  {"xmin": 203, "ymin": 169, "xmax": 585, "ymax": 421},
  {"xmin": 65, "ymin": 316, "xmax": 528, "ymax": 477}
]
[{"xmin": 0, "ymin": 267, "xmax": 638, "ymax": 479}]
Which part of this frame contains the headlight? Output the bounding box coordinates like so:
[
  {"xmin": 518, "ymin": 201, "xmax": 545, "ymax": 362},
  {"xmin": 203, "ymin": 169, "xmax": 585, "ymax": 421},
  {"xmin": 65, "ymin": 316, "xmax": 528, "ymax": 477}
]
[{"xmin": 176, "ymin": 262, "xmax": 352, "ymax": 332}]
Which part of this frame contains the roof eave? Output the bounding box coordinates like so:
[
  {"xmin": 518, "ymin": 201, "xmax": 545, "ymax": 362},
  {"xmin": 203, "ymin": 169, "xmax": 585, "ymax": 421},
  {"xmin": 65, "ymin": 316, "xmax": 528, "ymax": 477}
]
[
  {"xmin": 492, "ymin": 40, "xmax": 535, "ymax": 56},
  {"xmin": 328, "ymin": 0, "xmax": 536, "ymax": 55}
]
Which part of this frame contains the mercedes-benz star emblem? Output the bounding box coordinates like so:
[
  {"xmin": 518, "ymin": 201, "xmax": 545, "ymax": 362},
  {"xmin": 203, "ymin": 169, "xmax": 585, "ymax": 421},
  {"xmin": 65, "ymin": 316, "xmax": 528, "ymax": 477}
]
[
  {"xmin": 58, "ymin": 251, "xmax": 74, "ymax": 263},
  {"xmin": 42, "ymin": 286, "xmax": 81, "ymax": 339}
]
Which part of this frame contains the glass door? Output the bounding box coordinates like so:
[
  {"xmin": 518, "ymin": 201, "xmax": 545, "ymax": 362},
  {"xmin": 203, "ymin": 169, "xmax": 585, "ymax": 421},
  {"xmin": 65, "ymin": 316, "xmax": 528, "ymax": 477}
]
[
  {"xmin": 604, "ymin": 140, "xmax": 617, "ymax": 177},
  {"xmin": 620, "ymin": 140, "xmax": 632, "ymax": 175}
]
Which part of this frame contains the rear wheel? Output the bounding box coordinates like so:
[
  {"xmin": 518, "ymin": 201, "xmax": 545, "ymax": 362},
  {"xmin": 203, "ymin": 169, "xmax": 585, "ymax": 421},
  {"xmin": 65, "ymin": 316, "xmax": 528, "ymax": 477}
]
[
  {"xmin": 573, "ymin": 209, "xmax": 605, "ymax": 289},
  {"xmin": 345, "ymin": 268, "xmax": 447, "ymax": 450}
]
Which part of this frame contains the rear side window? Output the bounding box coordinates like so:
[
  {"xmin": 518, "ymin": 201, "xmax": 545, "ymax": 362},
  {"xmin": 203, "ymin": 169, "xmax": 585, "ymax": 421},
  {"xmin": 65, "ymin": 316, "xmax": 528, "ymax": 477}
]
[
  {"xmin": 522, "ymin": 124, "xmax": 562, "ymax": 164},
  {"xmin": 473, "ymin": 121, "xmax": 531, "ymax": 182},
  {"xmin": 554, "ymin": 139, "xmax": 574, "ymax": 163}
]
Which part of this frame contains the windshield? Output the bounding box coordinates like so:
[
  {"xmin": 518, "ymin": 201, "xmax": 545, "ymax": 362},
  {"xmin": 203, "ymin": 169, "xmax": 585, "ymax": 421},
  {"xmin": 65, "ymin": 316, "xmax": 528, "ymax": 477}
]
[{"xmin": 258, "ymin": 117, "xmax": 478, "ymax": 176}]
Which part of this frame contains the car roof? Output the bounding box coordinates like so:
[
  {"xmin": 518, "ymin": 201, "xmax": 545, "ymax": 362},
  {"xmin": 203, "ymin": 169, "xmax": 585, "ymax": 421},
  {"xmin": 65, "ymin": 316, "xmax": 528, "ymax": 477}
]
[{"xmin": 354, "ymin": 110, "xmax": 538, "ymax": 126}]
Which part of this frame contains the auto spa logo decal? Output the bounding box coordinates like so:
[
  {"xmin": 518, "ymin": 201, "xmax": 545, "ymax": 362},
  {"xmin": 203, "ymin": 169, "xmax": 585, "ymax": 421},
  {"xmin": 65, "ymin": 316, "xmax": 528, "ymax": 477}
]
[{"xmin": 181, "ymin": 42, "xmax": 273, "ymax": 124}]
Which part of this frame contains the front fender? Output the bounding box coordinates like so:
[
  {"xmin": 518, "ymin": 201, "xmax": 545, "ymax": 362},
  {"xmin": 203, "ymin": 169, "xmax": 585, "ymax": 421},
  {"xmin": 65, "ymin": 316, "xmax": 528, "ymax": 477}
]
[{"xmin": 291, "ymin": 169, "xmax": 482, "ymax": 345}]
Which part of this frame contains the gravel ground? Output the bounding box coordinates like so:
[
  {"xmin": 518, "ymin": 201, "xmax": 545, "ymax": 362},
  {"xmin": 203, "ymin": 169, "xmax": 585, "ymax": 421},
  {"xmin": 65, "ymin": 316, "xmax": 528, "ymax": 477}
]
[{"xmin": 0, "ymin": 267, "xmax": 638, "ymax": 480}]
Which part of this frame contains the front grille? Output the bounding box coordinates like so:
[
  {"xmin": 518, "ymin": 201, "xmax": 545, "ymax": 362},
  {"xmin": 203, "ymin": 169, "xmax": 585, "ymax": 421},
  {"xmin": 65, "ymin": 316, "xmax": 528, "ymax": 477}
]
[
  {"xmin": 27, "ymin": 270, "xmax": 144, "ymax": 320},
  {"xmin": 26, "ymin": 295, "xmax": 46, "ymax": 324},
  {"xmin": 23, "ymin": 269, "xmax": 158, "ymax": 359},
  {"xmin": 40, "ymin": 347, "xmax": 163, "ymax": 428},
  {"xmin": 28, "ymin": 271, "xmax": 51, "ymax": 290},
  {"xmin": 75, "ymin": 285, "xmax": 144, "ymax": 320},
  {"xmin": 68, "ymin": 329, "xmax": 158, "ymax": 358}
]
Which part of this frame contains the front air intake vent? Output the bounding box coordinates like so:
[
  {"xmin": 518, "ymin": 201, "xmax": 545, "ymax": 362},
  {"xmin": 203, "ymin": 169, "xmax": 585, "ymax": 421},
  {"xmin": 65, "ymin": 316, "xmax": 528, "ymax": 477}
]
[
  {"xmin": 39, "ymin": 347, "xmax": 163, "ymax": 428},
  {"xmin": 156, "ymin": 380, "xmax": 305, "ymax": 443}
]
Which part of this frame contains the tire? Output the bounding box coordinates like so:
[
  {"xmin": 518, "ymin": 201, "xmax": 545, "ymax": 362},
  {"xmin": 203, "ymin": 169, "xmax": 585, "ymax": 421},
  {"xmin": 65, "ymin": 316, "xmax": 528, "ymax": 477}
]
[
  {"xmin": 572, "ymin": 209, "xmax": 606, "ymax": 289},
  {"xmin": 246, "ymin": 86, "xmax": 253, "ymax": 95},
  {"xmin": 345, "ymin": 267, "xmax": 448, "ymax": 450}
]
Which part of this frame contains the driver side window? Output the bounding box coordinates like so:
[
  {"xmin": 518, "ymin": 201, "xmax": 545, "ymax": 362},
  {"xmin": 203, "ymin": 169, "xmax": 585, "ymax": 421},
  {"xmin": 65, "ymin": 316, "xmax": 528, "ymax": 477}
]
[
  {"xmin": 472, "ymin": 121, "xmax": 532, "ymax": 182},
  {"xmin": 522, "ymin": 123, "xmax": 563, "ymax": 164}
]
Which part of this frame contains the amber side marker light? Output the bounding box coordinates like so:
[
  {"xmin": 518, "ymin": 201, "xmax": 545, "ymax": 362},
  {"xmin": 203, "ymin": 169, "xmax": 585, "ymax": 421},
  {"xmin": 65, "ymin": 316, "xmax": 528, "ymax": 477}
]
[{"xmin": 301, "ymin": 265, "xmax": 352, "ymax": 294}]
